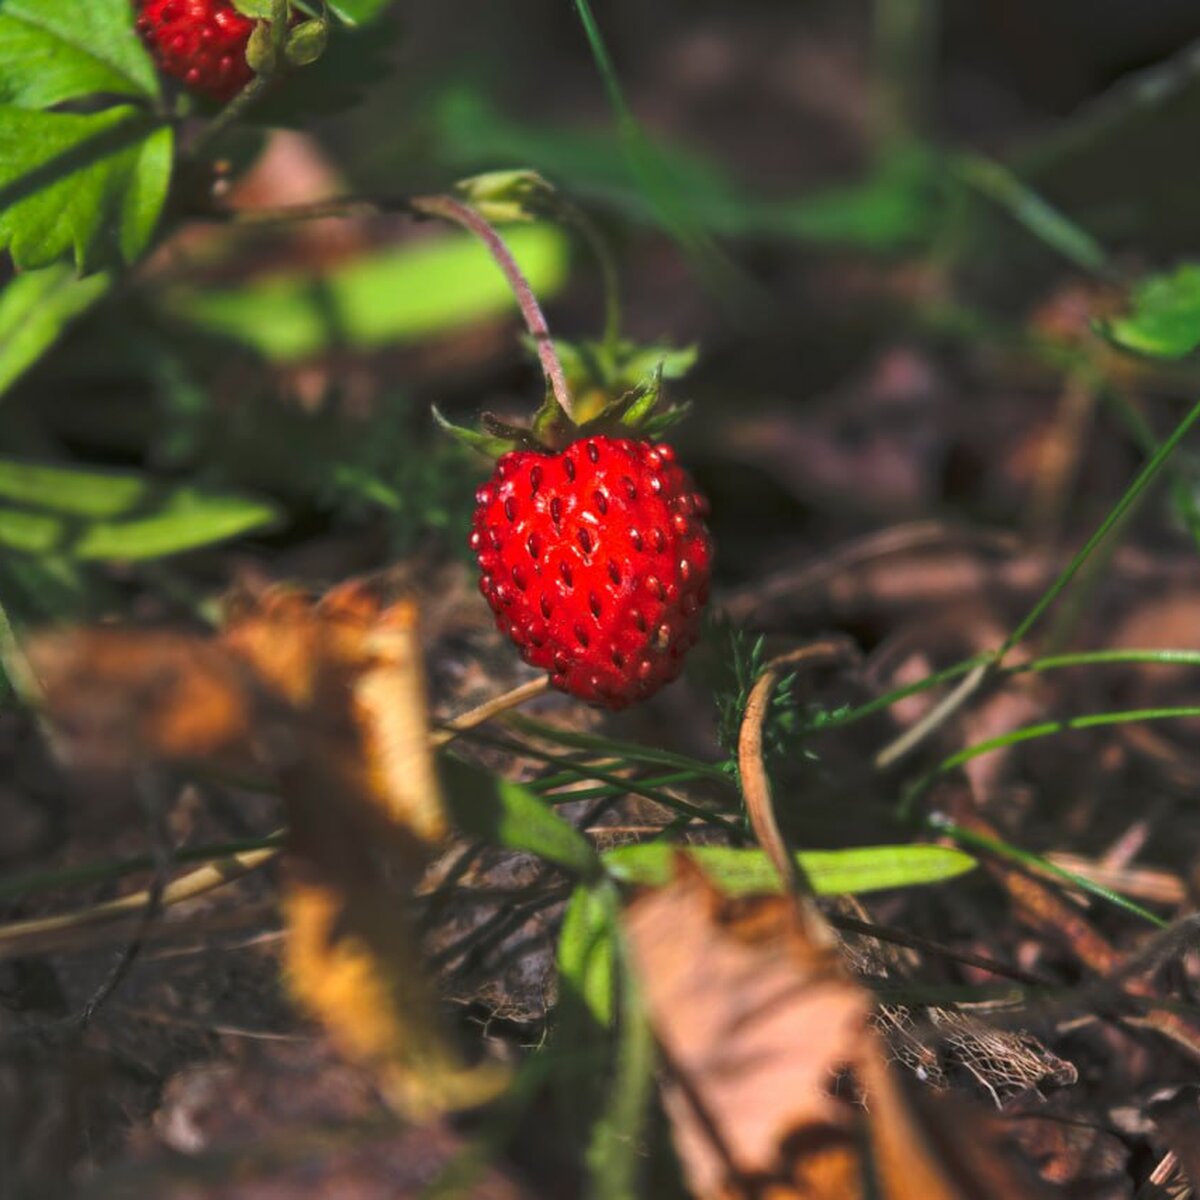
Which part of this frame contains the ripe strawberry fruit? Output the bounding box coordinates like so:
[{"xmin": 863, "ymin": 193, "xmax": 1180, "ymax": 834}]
[
  {"xmin": 135, "ymin": 0, "xmax": 255, "ymax": 101},
  {"xmin": 471, "ymin": 436, "xmax": 712, "ymax": 709}
]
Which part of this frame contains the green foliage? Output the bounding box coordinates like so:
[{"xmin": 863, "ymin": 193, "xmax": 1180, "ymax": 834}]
[
  {"xmin": 0, "ymin": 265, "xmax": 112, "ymax": 397},
  {"xmin": 0, "ymin": 0, "xmax": 160, "ymax": 107},
  {"xmin": 551, "ymin": 335, "xmax": 696, "ymax": 404},
  {"xmin": 710, "ymin": 622, "xmax": 799, "ymax": 766},
  {"xmin": 0, "ymin": 458, "xmax": 278, "ymax": 560},
  {"xmin": 165, "ymin": 224, "xmax": 570, "ymax": 361},
  {"xmin": 441, "ymin": 757, "xmax": 604, "ymax": 879},
  {"xmin": 604, "ymin": 843, "xmax": 977, "ymax": 896},
  {"xmin": 0, "ymin": 106, "xmax": 172, "ymax": 271},
  {"xmin": 557, "ymin": 881, "xmax": 617, "ymax": 1028},
  {"xmin": 1103, "ymin": 264, "xmax": 1200, "ymax": 359},
  {"xmin": 0, "ymin": 0, "xmax": 170, "ymax": 275},
  {"xmin": 431, "ymin": 87, "xmax": 941, "ymax": 252}
]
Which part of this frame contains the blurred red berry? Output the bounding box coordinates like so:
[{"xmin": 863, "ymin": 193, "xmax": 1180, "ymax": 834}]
[{"xmin": 136, "ymin": 0, "xmax": 255, "ymax": 102}]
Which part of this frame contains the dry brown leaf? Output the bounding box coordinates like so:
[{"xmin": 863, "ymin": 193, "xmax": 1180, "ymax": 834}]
[
  {"xmin": 25, "ymin": 579, "xmax": 504, "ymax": 1117},
  {"xmin": 625, "ymin": 859, "xmax": 1054, "ymax": 1199}
]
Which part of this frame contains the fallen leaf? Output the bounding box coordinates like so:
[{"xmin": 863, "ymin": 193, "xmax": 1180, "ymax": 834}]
[
  {"xmin": 25, "ymin": 579, "xmax": 505, "ymax": 1117},
  {"xmin": 625, "ymin": 858, "xmax": 1053, "ymax": 1199}
]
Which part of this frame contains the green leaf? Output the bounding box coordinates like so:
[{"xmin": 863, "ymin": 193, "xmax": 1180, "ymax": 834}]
[
  {"xmin": 0, "ymin": 0, "xmax": 160, "ymax": 108},
  {"xmin": 441, "ymin": 757, "xmax": 602, "ymax": 879},
  {"xmin": 1104, "ymin": 264, "xmax": 1200, "ymax": 359},
  {"xmin": 0, "ymin": 264, "xmax": 112, "ymax": 397},
  {"xmin": 0, "ymin": 459, "xmax": 278, "ymax": 559},
  {"xmin": 166, "ymin": 223, "xmax": 569, "ymax": 361},
  {"xmin": 0, "ymin": 105, "xmax": 172, "ymax": 271},
  {"xmin": 0, "ymin": 457, "xmax": 154, "ymax": 516},
  {"xmin": 603, "ymin": 843, "xmax": 976, "ymax": 896},
  {"xmin": 325, "ymin": 0, "xmax": 392, "ymax": 24},
  {"xmin": 557, "ymin": 882, "xmax": 618, "ymax": 1027}
]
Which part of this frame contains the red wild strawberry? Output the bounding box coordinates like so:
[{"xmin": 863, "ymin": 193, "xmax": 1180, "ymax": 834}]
[
  {"xmin": 471, "ymin": 436, "xmax": 712, "ymax": 709},
  {"xmin": 135, "ymin": 0, "xmax": 255, "ymax": 101}
]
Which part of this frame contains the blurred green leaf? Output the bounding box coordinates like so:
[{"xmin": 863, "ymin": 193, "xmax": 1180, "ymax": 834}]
[
  {"xmin": 167, "ymin": 223, "xmax": 569, "ymax": 361},
  {"xmin": 558, "ymin": 881, "xmax": 617, "ymax": 1028},
  {"xmin": 0, "ymin": 459, "xmax": 278, "ymax": 559},
  {"xmin": 0, "ymin": 105, "xmax": 172, "ymax": 271},
  {"xmin": 442, "ymin": 757, "xmax": 602, "ymax": 878},
  {"xmin": 603, "ymin": 842, "xmax": 976, "ymax": 896},
  {"xmin": 325, "ymin": 0, "xmax": 392, "ymax": 24},
  {"xmin": 0, "ymin": 0, "xmax": 160, "ymax": 108},
  {"xmin": 1103, "ymin": 264, "xmax": 1200, "ymax": 359},
  {"xmin": 0, "ymin": 264, "xmax": 112, "ymax": 397},
  {"xmin": 0, "ymin": 456, "xmax": 153, "ymax": 516},
  {"xmin": 433, "ymin": 88, "xmax": 939, "ymax": 250}
]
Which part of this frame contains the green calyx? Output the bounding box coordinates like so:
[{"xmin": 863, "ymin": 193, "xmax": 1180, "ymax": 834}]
[{"xmin": 433, "ymin": 338, "xmax": 695, "ymax": 460}]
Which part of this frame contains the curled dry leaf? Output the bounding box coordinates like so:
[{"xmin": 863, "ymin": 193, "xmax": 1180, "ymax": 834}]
[
  {"xmin": 624, "ymin": 859, "xmax": 1053, "ymax": 1199},
  {"xmin": 25, "ymin": 578, "xmax": 505, "ymax": 1117}
]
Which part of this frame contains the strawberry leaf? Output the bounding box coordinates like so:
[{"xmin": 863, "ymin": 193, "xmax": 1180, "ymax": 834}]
[
  {"xmin": 0, "ymin": 264, "xmax": 112, "ymax": 397},
  {"xmin": 0, "ymin": 0, "xmax": 160, "ymax": 108},
  {"xmin": 0, "ymin": 105, "xmax": 172, "ymax": 272}
]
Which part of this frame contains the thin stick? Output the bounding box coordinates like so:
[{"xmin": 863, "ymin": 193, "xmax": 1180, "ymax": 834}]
[
  {"xmin": 430, "ymin": 676, "xmax": 550, "ymax": 748},
  {"xmin": 737, "ymin": 640, "xmax": 850, "ymax": 942},
  {"xmin": 410, "ymin": 193, "xmax": 574, "ymax": 421},
  {"xmin": 874, "ymin": 660, "xmax": 991, "ymax": 770}
]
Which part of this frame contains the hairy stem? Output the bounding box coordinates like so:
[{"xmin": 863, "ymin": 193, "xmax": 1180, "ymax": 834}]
[{"xmin": 410, "ymin": 193, "xmax": 574, "ymax": 421}]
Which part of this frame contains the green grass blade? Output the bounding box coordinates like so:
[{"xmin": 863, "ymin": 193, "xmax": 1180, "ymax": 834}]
[
  {"xmin": 929, "ymin": 816, "xmax": 1167, "ymax": 929},
  {"xmin": 604, "ymin": 843, "xmax": 976, "ymax": 896}
]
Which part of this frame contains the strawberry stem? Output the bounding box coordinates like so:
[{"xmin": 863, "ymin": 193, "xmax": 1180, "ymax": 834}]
[{"xmin": 410, "ymin": 193, "xmax": 575, "ymax": 421}]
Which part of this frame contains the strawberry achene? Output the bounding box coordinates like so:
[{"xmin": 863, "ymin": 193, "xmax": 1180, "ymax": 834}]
[{"xmin": 471, "ymin": 436, "xmax": 713, "ymax": 709}]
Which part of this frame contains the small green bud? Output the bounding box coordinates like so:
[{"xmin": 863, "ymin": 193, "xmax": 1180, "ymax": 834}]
[
  {"xmin": 245, "ymin": 21, "xmax": 279, "ymax": 74},
  {"xmin": 285, "ymin": 18, "xmax": 329, "ymax": 67},
  {"xmin": 455, "ymin": 171, "xmax": 555, "ymax": 224}
]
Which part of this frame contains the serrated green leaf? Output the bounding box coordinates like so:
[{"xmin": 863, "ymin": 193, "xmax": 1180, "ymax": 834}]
[
  {"xmin": 441, "ymin": 757, "xmax": 602, "ymax": 879},
  {"xmin": 0, "ymin": 0, "xmax": 160, "ymax": 107},
  {"xmin": 0, "ymin": 462, "xmax": 278, "ymax": 560},
  {"xmin": 603, "ymin": 843, "xmax": 976, "ymax": 896},
  {"xmin": 166, "ymin": 223, "xmax": 568, "ymax": 361},
  {"xmin": 1104, "ymin": 264, "xmax": 1200, "ymax": 359},
  {"xmin": 0, "ymin": 105, "xmax": 172, "ymax": 272},
  {"xmin": 0, "ymin": 264, "xmax": 112, "ymax": 397}
]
